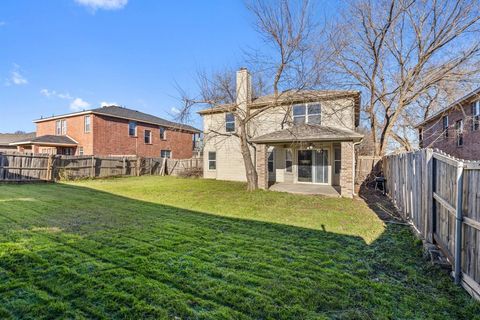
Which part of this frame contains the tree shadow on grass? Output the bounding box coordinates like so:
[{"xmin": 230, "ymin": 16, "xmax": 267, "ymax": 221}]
[{"xmin": 0, "ymin": 183, "xmax": 478, "ymax": 320}]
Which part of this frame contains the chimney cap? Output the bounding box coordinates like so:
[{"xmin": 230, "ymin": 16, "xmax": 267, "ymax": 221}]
[{"xmin": 239, "ymin": 67, "xmax": 248, "ymax": 71}]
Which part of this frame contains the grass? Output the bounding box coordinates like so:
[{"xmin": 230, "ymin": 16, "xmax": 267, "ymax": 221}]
[{"xmin": 0, "ymin": 176, "xmax": 478, "ymax": 319}]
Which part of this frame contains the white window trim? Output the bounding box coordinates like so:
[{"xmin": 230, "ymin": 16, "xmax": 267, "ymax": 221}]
[
  {"xmin": 225, "ymin": 113, "xmax": 235, "ymax": 133},
  {"xmin": 160, "ymin": 127, "xmax": 167, "ymax": 140},
  {"xmin": 456, "ymin": 120, "xmax": 464, "ymax": 147},
  {"xmin": 84, "ymin": 115, "xmax": 91, "ymax": 133},
  {"xmin": 208, "ymin": 151, "xmax": 217, "ymax": 170},
  {"xmin": 292, "ymin": 103, "xmax": 321, "ymax": 124},
  {"xmin": 144, "ymin": 129, "xmax": 152, "ymax": 144},
  {"xmin": 161, "ymin": 149, "xmax": 172, "ymax": 158}
]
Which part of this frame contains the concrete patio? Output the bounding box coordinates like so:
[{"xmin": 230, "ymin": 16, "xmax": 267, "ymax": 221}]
[{"xmin": 269, "ymin": 182, "xmax": 341, "ymax": 197}]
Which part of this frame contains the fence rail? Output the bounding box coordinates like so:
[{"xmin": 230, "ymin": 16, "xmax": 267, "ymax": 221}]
[
  {"xmin": 384, "ymin": 148, "xmax": 480, "ymax": 301},
  {"xmin": 0, "ymin": 152, "xmax": 202, "ymax": 181}
]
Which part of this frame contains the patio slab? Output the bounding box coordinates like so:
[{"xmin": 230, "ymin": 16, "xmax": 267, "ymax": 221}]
[{"xmin": 269, "ymin": 182, "xmax": 341, "ymax": 197}]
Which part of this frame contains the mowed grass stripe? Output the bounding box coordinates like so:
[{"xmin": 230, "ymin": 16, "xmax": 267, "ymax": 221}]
[{"xmin": 0, "ymin": 177, "xmax": 479, "ymax": 319}]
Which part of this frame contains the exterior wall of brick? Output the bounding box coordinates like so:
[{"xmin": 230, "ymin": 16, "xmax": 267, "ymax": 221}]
[
  {"xmin": 256, "ymin": 144, "xmax": 268, "ymax": 189},
  {"xmin": 421, "ymin": 98, "xmax": 480, "ymax": 160},
  {"xmin": 340, "ymin": 141, "xmax": 354, "ymax": 198},
  {"xmin": 35, "ymin": 113, "xmax": 195, "ymax": 158}
]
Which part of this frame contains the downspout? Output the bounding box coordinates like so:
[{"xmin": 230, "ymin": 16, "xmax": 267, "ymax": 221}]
[{"xmin": 352, "ymin": 139, "xmax": 363, "ymax": 197}]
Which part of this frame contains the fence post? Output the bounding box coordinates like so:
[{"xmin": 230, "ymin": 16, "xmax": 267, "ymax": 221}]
[
  {"xmin": 122, "ymin": 157, "xmax": 126, "ymax": 175},
  {"xmin": 136, "ymin": 156, "xmax": 143, "ymax": 176},
  {"xmin": 46, "ymin": 154, "xmax": 54, "ymax": 181},
  {"xmin": 425, "ymin": 149, "xmax": 434, "ymax": 243},
  {"xmin": 90, "ymin": 156, "xmax": 95, "ymax": 178},
  {"xmin": 454, "ymin": 161, "xmax": 464, "ymax": 284}
]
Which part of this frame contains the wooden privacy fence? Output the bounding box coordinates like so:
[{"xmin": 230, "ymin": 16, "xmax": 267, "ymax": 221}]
[
  {"xmin": 0, "ymin": 152, "xmax": 202, "ymax": 182},
  {"xmin": 166, "ymin": 158, "xmax": 203, "ymax": 176},
  {"xmin": 355, "ymin": 155, "xmax": 382, "ymax": 185},
  {"xmin": 384, "ymin": 148, "xmax": 480, "ymax": 300}
]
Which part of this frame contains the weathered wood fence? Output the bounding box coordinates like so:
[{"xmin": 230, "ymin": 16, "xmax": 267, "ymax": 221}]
[
  {"xmin": 166, "ymin": 158, "xmax": 203, "ymax": 176},
  {"xmin": 384, "ymin": 148, "xmax": 480, "ymax": 300},
  {"xmin": 0, "ymin": 152, "xmax": 202, "ymax": 182},
  {"xmin": 355, "ymin": 155, "xmax": 382, "ymax": 185}
]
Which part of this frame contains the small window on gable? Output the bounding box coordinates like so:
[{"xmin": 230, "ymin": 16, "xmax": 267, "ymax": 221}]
[
  {"xmin": 225, "ymin": 113, "xmax": 235, "ymax": 132},
  {"xmin": 456, "ymin": 119, "xmax": 464, "ymax": 147},
  {"xmin": 129, "ymin": 121, "xmax": 137, "ymax": 136},
  {"xmin": 144, "ymin": 130, "xmax": 152, "ymax": 144},
  {"xmin": 472, "ymin": 101, "xmax": 480, "ymax": 131},
  {"xmin": 208, "ymin": 151, "xmax": 216, "ymax": 170},
  {"xmin": 442, "ymin": 116, "xmax": 449, "ymax": 138},
  {"xmin": 84, "ymin": 115, "xmax": 91, "ymax": 133},
  {"xmin": 160, "ymin": 127, "xmax": 166, "ymax": 140}
]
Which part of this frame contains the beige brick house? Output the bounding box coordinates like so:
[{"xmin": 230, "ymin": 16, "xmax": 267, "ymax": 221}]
[{"xmin": 198, "ymin": 68, "xmax": 363, "ymax": 197}]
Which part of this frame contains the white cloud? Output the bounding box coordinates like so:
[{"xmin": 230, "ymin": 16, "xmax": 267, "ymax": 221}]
[
  {"xmin": 170, "ymin": 107, "xmax": 181, "ymax": 114},
  {"xmin": 6, "ymin": 64, "xmax": 28, "ymax": 86},
  {"xmin": 100, "ymin": 101, "xmax": 117, "ymax": 107},
  {"xmin": 70, "ymin": 98, "xmax": 91, "ymax": 111},
  {"xmin": 74, "ymin": 0, "xmax": 128, "ymax": 11},
  {"xmin": 0, "ymin": 22, "xmax": 6, "ymax": 27},
  {"xmin": 40, "ymin": 89, "xmax": 73, "ymax": 100}
]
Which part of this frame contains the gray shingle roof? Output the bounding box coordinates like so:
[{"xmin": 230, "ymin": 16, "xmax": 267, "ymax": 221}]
[
  {"xmin": 34, "ymin": 106, "xmax": 200, "ymax": 133},
  {"xmin": 11, "ymin": 135, "xmax": 77, "ymax": 146},
  {"xmin": 91, "ymin": 106, "xmax": 200, "ymax": 133},
  {"xmin": 0, "ymin": 132, "xmax": 36, "ymax": 145},
  {"xmin": 251, "ymin": 124, "xmax": 363, "ymax": 144}
]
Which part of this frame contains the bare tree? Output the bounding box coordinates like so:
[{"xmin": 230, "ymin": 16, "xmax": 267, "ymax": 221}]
[
  {"xmin": 331, "ymin": 0, "xmax": 480, "ymax": 155},
  {"xmin": 177, "ymin": 0, "xmax": 324, "ymax": 191}
]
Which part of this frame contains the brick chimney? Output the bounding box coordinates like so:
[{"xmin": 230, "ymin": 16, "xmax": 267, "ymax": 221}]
[{"xmin": 236, "ymin": 68, "xmax": 252, "ymax": 111}]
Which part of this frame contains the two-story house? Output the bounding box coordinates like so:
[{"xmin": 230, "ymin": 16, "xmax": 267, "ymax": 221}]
[
  {"xmin": 11, "ymin": 105, "xmax": 200, "ymax": 159},
  {"xmin": 198, "ymin": 68, "xmax": 363, "ymax": 197},
  {"xmin": 417, "ymin": 88, "xmax": 480, "ymax": 160}
]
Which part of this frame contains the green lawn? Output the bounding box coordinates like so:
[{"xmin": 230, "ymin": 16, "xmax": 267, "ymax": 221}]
[{"xmin": 0, "ymin": 176, "xmax": 478, "ymax": 319}]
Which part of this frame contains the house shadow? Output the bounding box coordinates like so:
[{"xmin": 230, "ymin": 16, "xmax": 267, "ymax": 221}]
[{"xmin": 0, "ymin": 182, "xmax": 478, "ymax": 319}]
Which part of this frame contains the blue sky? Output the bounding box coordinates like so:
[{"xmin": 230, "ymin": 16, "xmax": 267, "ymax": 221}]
[{"xmin": 0, "ymin": 0, "xmax": 271, "ymax": 132}]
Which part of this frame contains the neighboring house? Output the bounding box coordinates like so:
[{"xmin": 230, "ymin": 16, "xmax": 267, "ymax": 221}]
[
  {"xmin": 0, "ymin": 132, "xmax": 36, "ymax": 153},
  {"xmin": 417, "ymin": 88, "xmax": 480, "ymax": 160},
  {"xmin": 11, "ymin": 106, "xmax": 200, "ymax": 158},
  {"xmin": 198, "ymin": 68, "xmax": 363, "ymax": 197}
]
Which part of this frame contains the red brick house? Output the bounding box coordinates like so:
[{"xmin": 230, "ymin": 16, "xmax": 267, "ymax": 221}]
[
  {"xmin": 12, "ymin": 106, "xmax": 200, "ymax": 158},
  {"xmin": 417, "ymin": 88, "xmax": 480, "ymax": 160}
]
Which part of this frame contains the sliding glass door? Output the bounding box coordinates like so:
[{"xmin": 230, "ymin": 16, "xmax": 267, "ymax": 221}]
[
  {"xmin": 297, "ymin": 150, "xmax": 313, "ymax": 182},
  {"xmin": 314, "ymin": 150, "xmax": 329, "ymax": 184},
  {"xmin": 297, "ymin": 149, "xmax": 330, "ymax": 184}
]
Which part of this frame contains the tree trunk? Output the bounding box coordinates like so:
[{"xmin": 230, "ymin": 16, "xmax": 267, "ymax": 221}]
[{"xmin": 239, "ymin": 122, "xmax": 258, "ymax": 191}]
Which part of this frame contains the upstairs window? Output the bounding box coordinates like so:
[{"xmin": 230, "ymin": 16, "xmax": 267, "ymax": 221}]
[
  {"xmin": 472, "ymin": 101, "xmax": 480, "ymax": 131},
  {"xmin": 144, "ymin": 130, "xmax": 152, "ymax": 144},
  {"xmin": 456, "ymin": 120, "xmax": 464, "ymax": 146},
  {"xmin": 442, "ymin": 116, "xmax": 449, "ymax": 138},
  {"xmin": 56, "ymin": 119, "xmax": 67, "ymax": 135},
  {"xmin": 293, "ymin": 103, "xmax": 321, "ymax": 125},
  {"xmin": 161, "ymin": 150, "xmax": 171, "ymax": 158},
  {"xmin": 160, "ymin": 127, "xmax": 166, "ymax": 140},
  {"xmin": 225, "ymin": 113, "xmax": 235, "ymax": 132},
  {"xmin": 129, "ymin": 121, "xmax": 137, "ymax": 136},
  {"xmin": 84, "ymin": 115, "xmax": 91, "ymax": 133}
]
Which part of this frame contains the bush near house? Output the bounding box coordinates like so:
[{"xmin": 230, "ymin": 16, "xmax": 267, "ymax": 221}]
[{"xmin": 0, "ymin": 176, "xmax": 478, "ymax": 319}]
